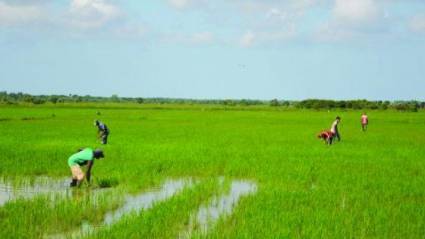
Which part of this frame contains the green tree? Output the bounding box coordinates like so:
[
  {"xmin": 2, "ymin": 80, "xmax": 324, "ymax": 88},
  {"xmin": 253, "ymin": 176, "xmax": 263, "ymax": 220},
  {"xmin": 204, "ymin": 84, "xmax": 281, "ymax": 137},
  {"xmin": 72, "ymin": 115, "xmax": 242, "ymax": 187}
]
[
  {"xmin": 270, "ymin": 99, "xmax": 280, "ymax": 107},
  {"xmin": 49, "ymin": 96, "xmax": 59, "ymax": 104},
  {"xmin": 136, "ymin": 97, "xmax": 144, "ymax": 104},
  {"xmin": 111, "ymin": 94, "xmax": 120, "ymax": 102}
]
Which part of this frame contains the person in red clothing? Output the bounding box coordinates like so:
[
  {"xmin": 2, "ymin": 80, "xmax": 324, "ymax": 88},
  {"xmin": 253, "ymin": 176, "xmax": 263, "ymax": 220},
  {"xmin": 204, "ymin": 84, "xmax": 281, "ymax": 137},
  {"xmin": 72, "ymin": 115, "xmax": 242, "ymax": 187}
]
[
  {"xmin": 361, "ymin": 113, "xmax": 369, "ymax": 132},
  {"xmin": 318, "ymin": 130, "xmax": 334, "ymax": 145}
]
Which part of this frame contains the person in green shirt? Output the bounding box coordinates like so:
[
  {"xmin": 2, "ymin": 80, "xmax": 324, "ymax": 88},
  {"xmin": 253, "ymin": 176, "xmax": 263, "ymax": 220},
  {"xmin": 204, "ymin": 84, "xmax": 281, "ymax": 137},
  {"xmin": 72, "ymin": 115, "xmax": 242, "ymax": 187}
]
[{"xmin": 68, "ymin": 148, "xmax": 104, "ymax": 187}]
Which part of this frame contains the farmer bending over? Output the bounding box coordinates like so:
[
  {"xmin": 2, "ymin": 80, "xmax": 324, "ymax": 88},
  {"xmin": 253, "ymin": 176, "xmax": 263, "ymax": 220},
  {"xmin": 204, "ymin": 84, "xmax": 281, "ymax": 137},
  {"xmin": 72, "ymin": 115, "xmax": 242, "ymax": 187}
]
[
  {"xmin": 94, "ymin": 120, "xmax": 109, "ymax": 144},
  {"xmin": 68, "ymin": 148, "xmax": 104, "ymax": 187},
  {"xmin": 318, "ymin": 130, "xmax": 334, "ymax": 145},
  {"xmin": 330, "ymin": 116, "xmax": 341, "ymax": 144}
]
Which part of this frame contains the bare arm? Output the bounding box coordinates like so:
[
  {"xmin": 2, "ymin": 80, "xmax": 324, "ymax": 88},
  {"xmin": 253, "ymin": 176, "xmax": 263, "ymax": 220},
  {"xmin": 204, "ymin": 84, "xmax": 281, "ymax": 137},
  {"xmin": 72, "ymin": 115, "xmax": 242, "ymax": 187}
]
[{"xmin": 86, "ymin": 160, "xmax": 94, "ymax": 183}]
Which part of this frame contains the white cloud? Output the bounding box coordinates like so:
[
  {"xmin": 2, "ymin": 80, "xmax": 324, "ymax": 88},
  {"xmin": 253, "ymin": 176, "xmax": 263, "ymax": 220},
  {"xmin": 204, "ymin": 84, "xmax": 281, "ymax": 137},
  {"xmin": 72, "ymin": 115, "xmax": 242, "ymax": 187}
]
[
  {"xmin": 161, "ymin": 31, "xmax": 215, "ymax": 45},
  {"xmin": 239, "ymin": 28, "xmax": 295, "ymax": 47},
  {"xmin": 68, "ymin": 0, "xmax": 121, "ymax": 29},
  {"xmin": 333, "ymin": 0, "xmax": 379, "ymax": 25},
  {"xmin": 113, "ymin": 24, "xmax": 147, "ymax": 38},
  {"xmin": 3, "ymin": 0, "xmax": 420, "ymax": 44},
  {"xmin": 315, "ymin": 0, "xmax": 385, "ymax": 42},
  {"xmin": 162, "ymin": 0, "xmax": 317, "ymax": 46},
  {"xmin": 409, "ymin": 15, "xmax": 425, "ymax": 33},
  {"xmin": 240, "ymin": 31, "xmax": 255, "ymax": 47},
  {"xmin": 191, "ymin": 31, "xmax": 214, "ymax": 44},
  {"xmin": 168, "ymin": 0, "xmax": 190, "ymax": 9},
  {"xmin": 238, "ymin": 0, "xmax": 318, "ymax": 15},
  {"xmin": 315, "ymin": 22, "xmax": 357, "ymax": 42},
  {"xmin": 0, "ymin": 1, "xmax": 44, "ymax": 26},
  {"xmin": 232, "ymin": 1, "xmax": 312, "ymax": 47},
  {"xmin": 167, "ymin": 0, "xmax": 208, "ymax": 10},
  {"xmin": 266, "ymin": 8, "xmax": 289, "ymax": 21},
  {"xmin": 0, "ymin": 0, "xmax": 122, "ymax": 30}
]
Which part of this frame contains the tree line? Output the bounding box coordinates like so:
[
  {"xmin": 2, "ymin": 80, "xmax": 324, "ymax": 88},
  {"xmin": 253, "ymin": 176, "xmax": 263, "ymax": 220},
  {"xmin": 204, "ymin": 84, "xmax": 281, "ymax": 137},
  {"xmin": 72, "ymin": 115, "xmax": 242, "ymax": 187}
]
[{"xmin": 0, "ymin": 92, "xmax": 423, "ymax": 112}]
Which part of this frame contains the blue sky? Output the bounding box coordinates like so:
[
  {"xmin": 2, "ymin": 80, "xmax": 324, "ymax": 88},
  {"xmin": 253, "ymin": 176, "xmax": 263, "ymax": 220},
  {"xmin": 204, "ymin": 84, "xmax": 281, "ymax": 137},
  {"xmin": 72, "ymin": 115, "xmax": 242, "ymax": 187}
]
[{"xmin": 1, "ymin": 0, "xmax": 424, "ymax": 100}]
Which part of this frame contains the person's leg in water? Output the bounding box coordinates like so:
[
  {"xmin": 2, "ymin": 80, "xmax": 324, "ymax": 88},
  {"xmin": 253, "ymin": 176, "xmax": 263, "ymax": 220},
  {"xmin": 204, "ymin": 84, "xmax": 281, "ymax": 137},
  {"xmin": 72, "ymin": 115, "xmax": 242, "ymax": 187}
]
[
  {"xmin": 70, "ymin": 165, "xmax": 77, "ymax": 187},
  {"xmin": 70, "ymin": 178, "xmax": 77, "ymax": 187},
  {"xmin": 70, "ymin": 165, "xmax": 84, "ymax": 187}
]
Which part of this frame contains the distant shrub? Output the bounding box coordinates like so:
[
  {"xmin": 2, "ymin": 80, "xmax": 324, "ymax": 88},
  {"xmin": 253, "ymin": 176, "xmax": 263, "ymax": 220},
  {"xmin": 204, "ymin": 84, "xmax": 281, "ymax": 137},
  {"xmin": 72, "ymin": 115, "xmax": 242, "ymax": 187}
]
[
  {"xmin": 49, "ymin": 96, "xmax": 59, "ymax": 104},
  {"xmin": 31, "ymin": 98, "xmax": 45, "ymax": 104},
  {"xmin": 393, "ymin": 101, "xmax": 419, "ymax": 112}
]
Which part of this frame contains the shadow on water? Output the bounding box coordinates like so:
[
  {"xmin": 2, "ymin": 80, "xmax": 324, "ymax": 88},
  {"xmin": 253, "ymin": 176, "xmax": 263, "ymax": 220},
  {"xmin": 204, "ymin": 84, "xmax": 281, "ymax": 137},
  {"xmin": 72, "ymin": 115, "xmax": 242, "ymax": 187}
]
[
  {"xmin": 47, "ymin": 178, "xmax": 193, "ymax": 239},
  {"xmin": 179, "ymin": 179, "xmax": 257, "ymax": 238}
]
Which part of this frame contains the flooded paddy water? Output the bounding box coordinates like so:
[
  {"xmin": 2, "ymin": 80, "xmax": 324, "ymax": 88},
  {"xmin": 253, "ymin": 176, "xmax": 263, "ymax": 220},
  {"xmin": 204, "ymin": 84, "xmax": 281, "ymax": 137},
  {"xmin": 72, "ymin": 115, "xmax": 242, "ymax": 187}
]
[
  {"xmin": 179, "ymin": 179, "xmax": 257, "ymax": 238},
  {"xmin": 0, "ymin": 177, "xmax": 71, "ymax": 206},
  {"xmin": 103, "ymin": 179, "xmax": 191, "ymax": 225},
  {"xmin": 47, "ymin": 178, "xmax": 194, "ymax": 238},
  {"xmin": 0, "ymin": 176, "xmax": 257, "ymax": 238}
]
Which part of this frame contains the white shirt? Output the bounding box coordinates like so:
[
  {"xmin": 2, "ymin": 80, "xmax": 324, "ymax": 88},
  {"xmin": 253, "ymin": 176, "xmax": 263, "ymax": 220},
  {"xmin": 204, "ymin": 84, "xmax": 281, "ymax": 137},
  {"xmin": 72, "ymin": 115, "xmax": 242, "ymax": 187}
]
[{"xmin": 330, "ymin": 120, "xmax": 338, "ymax": 133}]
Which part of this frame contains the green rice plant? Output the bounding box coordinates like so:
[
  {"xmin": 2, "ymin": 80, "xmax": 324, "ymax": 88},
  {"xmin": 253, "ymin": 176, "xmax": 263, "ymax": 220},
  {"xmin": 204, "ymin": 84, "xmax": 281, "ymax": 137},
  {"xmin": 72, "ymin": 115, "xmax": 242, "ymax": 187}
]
[
  {"xmin": 95, "ymin": 177, "xmax": 119, "ymax": 188},
  {"xmin": 0, "ymin": 105, "xmax": 424, "ymax": 238},
  {"xmin": 0, "ymin": 190, "xmax": 123, "ymax": 239}
]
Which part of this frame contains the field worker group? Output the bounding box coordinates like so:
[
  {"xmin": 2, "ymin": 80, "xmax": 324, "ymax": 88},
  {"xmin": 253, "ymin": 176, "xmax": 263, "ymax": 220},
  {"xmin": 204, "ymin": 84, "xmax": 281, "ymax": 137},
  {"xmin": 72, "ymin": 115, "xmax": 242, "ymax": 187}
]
[
  {"xmin": 67, "ymin": 114, "xmax": 368, "ymax": 187},
  {"xmin": 67, "ymin": 119, "xmax": 109, "ymax": 187}
]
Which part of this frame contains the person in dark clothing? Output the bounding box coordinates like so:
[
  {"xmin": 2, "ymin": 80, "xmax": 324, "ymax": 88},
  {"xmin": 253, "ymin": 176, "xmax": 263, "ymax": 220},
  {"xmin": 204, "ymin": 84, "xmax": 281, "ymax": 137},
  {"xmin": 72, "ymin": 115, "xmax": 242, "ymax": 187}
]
[{"xmin": 94, "ymin": 120, "xmax": 109, "ymax": 144}]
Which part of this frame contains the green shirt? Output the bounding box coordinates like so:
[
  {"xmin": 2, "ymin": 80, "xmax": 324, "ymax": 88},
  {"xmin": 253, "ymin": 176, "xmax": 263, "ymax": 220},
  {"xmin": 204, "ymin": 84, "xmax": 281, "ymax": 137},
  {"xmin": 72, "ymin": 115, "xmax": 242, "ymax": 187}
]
[{"xmin": 68, "ymin": 148, "xmax": 94, "ymax": 167}]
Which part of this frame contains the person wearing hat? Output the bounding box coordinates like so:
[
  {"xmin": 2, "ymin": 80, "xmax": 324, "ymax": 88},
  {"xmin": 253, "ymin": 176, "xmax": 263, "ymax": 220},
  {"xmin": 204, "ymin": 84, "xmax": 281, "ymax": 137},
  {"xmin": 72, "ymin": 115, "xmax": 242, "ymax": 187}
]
[
  {"xmin": 68, "ymin": 148, "xmax": 104, "ymax": 187},
  {"xmin": 94, "ymin": 120, "xmax": 109, "ymax": 144}
]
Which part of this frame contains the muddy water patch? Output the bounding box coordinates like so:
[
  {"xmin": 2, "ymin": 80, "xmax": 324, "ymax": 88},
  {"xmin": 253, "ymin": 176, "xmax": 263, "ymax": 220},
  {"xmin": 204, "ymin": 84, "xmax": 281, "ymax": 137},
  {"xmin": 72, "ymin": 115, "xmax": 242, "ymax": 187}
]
[
  {"xmin": 48, "ymin": 178, "xmax": 193, "ymax": 239},
  {"xmin": 179, "ymin": 179, "xmax": 257, "ymax": 238}
]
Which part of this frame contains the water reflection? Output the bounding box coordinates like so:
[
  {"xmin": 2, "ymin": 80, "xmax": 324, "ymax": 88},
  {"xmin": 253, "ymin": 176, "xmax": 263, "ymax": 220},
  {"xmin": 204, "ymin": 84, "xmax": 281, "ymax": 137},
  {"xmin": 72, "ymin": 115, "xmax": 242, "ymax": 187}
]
[{"xmin": 180, "ymin": 179, "xmax": 257, "ymax": 238}]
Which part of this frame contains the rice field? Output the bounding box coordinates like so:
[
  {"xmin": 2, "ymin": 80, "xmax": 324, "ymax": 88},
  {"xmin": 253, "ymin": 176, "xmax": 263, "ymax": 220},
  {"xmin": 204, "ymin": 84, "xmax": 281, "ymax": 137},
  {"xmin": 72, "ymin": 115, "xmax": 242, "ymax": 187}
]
[{"xmin": 0, "ymin": 104, "xmax": 424, "ymax": 238}]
